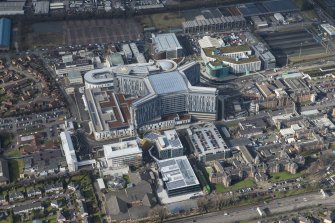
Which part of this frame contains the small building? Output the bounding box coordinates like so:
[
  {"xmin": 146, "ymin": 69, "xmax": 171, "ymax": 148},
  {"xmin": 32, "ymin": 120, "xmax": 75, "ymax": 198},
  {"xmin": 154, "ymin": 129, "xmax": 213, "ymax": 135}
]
[
  {"xmin": 0, "ymin": 18, "xmax": 11, "ymax": 50},
  {"xmin": 298, "ymin": 216, "xmax": 314, "ymax": 223},
  {"xmin": 67, "ymin": 70, "xmax": 83, "ymax": 85},
  {"xmin": 251, "ymin": 16, "xmax": 268, "ymax": 28},
  {"xmin": 0, "ymin": 195, "xmax": 7, "ymax": 205},
  {"xmin": 152, "ymin": 33, "xmax": 183, "ymax": 59},
  {"xmin": 122, "ymin": 44, "xmax": 132, "ymax": 60},
  {"xmin": 97, "ymin": 178, "xmax": 106, "ymax": 191},
  {"xmin": 0, "ymin": 2, "xmax": 25, "ymax": 15},
  {"xmin": 321, "ymin": 23, "xmax": 335, "ymax": 36},
  {"xmin": 107, "ymin": 53, "xmax": 124, "ymax": 66},
  {"xmin": 33, "ymin": 1, "xmax": 49, "ymax": 14},
  {"xmin": 274, "ymin": 13, "xmax": 285, "ymax": 23},
  {"xmin": 62, "ymin": 54, "xmax": 73, "ymax": 63}
]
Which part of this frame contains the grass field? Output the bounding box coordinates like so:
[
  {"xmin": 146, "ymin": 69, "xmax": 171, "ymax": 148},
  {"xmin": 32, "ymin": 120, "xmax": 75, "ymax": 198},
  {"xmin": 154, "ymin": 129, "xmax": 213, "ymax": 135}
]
[
  {"xmin": 0, "ymin": 214, "xmax": 13, "ymax": 223},
  {"xmin": 4, "ymin": 148, "xmax": 21, "ymax": 158},
  {"xmin": 301, "ymin": 10, "xmax": 317, "ymax": 20},
  {"xmin": 269, "ymin": 172, "xmax": 303, "ymax": 183},
  {"xmin": 215, "ymin": 178, "xmax": 255, "ymax": 193},
  {"xmin": 9, "ymin": 159, "xmax": 24, "ymax": 181},
  {"xmin": 138, "ymin": 12, "xmax": 185, "ymax": 30}
]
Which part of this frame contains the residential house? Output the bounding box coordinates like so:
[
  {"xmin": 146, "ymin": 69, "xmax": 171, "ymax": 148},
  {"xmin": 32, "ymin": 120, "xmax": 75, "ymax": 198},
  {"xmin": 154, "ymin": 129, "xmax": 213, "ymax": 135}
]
[
  {"xmin": 13, "ymin": 202, "xmax": 43, "ymax": 215},
  {"xmin": 324, "ymin": 210, "xmax": 335, "ymax": 223},
  {"xmin": 9, "ymin": 191, "xmax": 24, "ymax": 202},
  {"xmin": 26, "ymin": 188, "xmax": 42, "ymax": 198},
  {"xmin": 45, "ymin": 182, "xmax": 63, "ymax": 194},
  {"xmin": 0, "ymin": 195, "xmax": 7, "ymax": 205},
  {"xmin": 67, "ymin": 183, "xmax": 77, "ymax": 191},
  {"xmin": 50, "ymin": 200, "xmax": 59, "ymax": 209},
  {"xmin": 299, "ymin": 216, "xmax": 314, "ymax": 223}
]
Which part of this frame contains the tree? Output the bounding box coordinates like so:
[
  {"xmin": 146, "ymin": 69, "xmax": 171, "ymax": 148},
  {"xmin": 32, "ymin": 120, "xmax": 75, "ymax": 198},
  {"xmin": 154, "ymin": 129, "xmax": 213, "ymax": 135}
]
[
  {"xmin": 197, "ymin": 197, "xmax": 210, "ymax": 213},
  {"xmin": 149, "ymin": 206, "xmax": 168, "ymax": 223},
  {"xmin": 213, "ymin": 194, "xmax": 226, "ymax": 210}
]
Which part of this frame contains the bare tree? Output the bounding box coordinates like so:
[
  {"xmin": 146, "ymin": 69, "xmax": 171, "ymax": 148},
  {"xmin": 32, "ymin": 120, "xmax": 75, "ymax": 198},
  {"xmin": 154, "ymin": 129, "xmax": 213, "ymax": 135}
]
[
  {"xmin": 149, "ymin": 206, "xmax": 168, "ymax": 223},
  {"xmin": 197, "ymin": 197, "xmax": 210, "ymax": 213},
  {"xmin": 213, "ymin": 194, "xmax": 226, "ymax": 210}
]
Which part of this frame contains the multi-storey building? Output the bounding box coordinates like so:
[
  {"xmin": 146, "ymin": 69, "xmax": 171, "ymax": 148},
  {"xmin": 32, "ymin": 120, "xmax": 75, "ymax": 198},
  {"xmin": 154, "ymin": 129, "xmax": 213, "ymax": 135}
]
[
  {"xmin": 103, "ymin": 140, "xmax": 142, "ymax": 170},
  {"xmin": 55, "ymin": 59, "xmax": 94, "ymax": 75},
  {"xmin": 182, "ymin": 16, "xmax": 246, "ymax": 34},
  {"xmin": 152, "ymin": 33, "xmax": 183, "ymax": 59},
  {"xmin": 83, "ymin": 61, "xmax": 217, "ymax": 140},
  {"xmin": 255, "ymin": 80, "xmax": 293, "ymax": 110},
  {"xmin": 155, "ymin": 130, "xmax": 184, "ymax": 159},
  {"xmin": 201, "ymin": 45, "xmax": 261, "ymax": 74},
  {"xmin": 252, "ymin": 43, "xmax": 276, "ymax": 70},
  {"xmin": 188, "ymin": 123, "xmax": 231, "ymax": 162},
  {"xmin": 157, "ymin": 156, "xmax": 201, "ymax": 197}
]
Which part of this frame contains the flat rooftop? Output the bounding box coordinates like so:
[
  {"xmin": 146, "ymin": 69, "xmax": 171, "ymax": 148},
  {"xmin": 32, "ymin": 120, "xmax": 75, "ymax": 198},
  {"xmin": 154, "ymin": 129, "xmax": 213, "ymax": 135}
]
[
  {"xmin": 202, "ymin": 46, "xmax": 260, "ymax": 64},
  {"xmin": 190, "ymin": 124, "xmax": 229, "ymax": 156},
  {"xmin": 103, "ymin": 140, "xmax": 142, "ymax": 159},
  {"xmin": 84, "ymin": 60, "xmax": 177, "ymax": 84},
  {"xmin": 156, "ymin": 130, "xmax": 183, "ymax": 151},
  {"xmin": 158, "ymin": 156, "xmax": 199, "ymax": 191},
  {"xmin": 68, "ymin": 70, "xmax": 82, "ymax": 79},
  {"xmin": 55, "ymin": 59, "xmax": 92, "ymax": 70},
  {"xmin": 153, "ymin": 33, "xmax": 182, "ymax": 53}
]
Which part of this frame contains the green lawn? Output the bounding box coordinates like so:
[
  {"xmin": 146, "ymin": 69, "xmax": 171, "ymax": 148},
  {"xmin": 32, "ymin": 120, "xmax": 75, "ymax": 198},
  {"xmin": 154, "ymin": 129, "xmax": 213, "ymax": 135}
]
[
  {"xmin": 8, "ymin": 159, "xmax": 24, "ymax": 181},
  {"xmin": 44, "ymin": 214, "xmax": 57, "ymax": 223},
  {"xmin": 0, "ymin": 215, "xmax": 13, "ymax": 223},
  {"xmin": 139, "ymin": 12, "xmax": 185, "ymax": 30},
  {"xmin": 270, "ymin": 172, "xmax": 303, "ymax": 183},
  {"xmin": 123, "ymin": 175, "xmax": 130, "ymax": 184},
  {"xmin": 4, "ymin": 148, "xmax": 21, "ymax": 158},
  {"xmin": 215, "ymin": 178, "xmax": 255, "ymax": 193},
  {"xmin": 71, "ymin": 174, "xmax": 91, "ymax": 185}
]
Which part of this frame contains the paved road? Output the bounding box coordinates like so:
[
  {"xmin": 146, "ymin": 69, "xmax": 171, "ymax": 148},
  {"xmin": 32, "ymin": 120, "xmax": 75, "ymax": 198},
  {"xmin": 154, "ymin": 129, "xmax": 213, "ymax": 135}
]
[{"xmin": 167, "ymin": 192, "xmax": 335, "ymax": 223}]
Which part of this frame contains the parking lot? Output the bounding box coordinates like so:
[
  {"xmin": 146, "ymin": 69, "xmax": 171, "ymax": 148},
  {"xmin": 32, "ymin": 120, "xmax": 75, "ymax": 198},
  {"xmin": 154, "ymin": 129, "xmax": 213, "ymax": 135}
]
[{"xmin": 64, "ymin": 19, "xmax": 143, "ymax": 45}]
